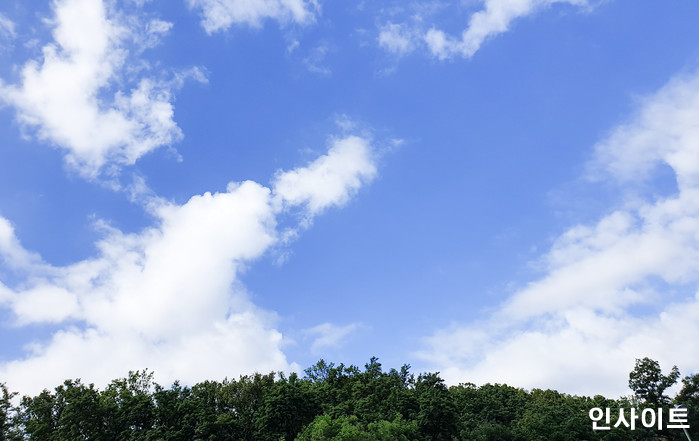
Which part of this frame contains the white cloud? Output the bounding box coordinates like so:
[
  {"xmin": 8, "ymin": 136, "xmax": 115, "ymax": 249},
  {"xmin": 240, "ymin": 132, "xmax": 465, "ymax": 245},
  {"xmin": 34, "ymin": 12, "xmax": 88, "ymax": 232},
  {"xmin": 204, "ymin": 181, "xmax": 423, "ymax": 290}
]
[
  {"xmin": 305, "ymin": 322, "xmax": 363, "ymax": 354},
  {"xmin": 448, "ymin": 0, "xmax": 588, "ymax": 59},
  {"xmin": 0, "ymin": 134, "xmax": 377, "ymax": 396},
  {"xmin": 139, "ymin": 18, "xmax": 174, "ymax": 50},
  {"xmin": 0, "ymin": 0, "xmax": 186, "ymax": 179},
  {"xmin": 273, "ymin": 135, "xmax": 377, "ymax": 217},
  {"xmin": 379, "ymin": 0, "xmax": 589, "ymax": 60},
  {"xmin": 423, "ymin": 28, "xmax": 451, "ymax": 60},
  {"xmin": 418, "ymin": 69, "xmax": 699, "ymax": 397},
  {"xmin": 592, "ymin": 71, "xmax": 699, "ymax": 191},
  {"xmin": 378, "ymin": 22, "xmax": 417, "ymax": 57},
  {"xmin": 187, "ymin": 0, "xmax": 318, "ymax": 34},
  {"xmin": 0, "ymin": 218, "xmax": 43, "ymax": 271}
]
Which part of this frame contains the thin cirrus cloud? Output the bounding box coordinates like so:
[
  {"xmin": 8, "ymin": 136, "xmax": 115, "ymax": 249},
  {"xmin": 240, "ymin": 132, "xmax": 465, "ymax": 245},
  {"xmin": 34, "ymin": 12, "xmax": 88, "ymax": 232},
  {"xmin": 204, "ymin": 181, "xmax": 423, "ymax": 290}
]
[
  {"xmin": 186, "ymin": 0, "xmax": 318, "ymax": 34},
  {"xmin": 417, "ymin": 69, "xmax": 699, "ymax": 397},
  {"xmin": 0, "ymin": 0, "xmax": 195, "ymax": 180},
  {"xmin": 0, "ymin": 134, "xmax": 378, "ymax": 396},
  {"xmin": 0, "ymin": 12, "xmax": 16, "ymax": 40},
  {"xmin": 305, "ymin": 322, "xmax": 363, "ymax": 355},
  {"xmin": 379, "ymin": 0, "xmax": 589, "ymax": 60}
]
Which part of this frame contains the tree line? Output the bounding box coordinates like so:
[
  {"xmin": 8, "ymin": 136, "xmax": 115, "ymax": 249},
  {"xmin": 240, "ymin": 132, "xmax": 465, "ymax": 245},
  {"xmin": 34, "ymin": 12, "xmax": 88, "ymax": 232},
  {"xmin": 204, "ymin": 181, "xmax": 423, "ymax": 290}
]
[{"xmin": 0, "ymin": 357, "xmax": 697, "ymax": 440}]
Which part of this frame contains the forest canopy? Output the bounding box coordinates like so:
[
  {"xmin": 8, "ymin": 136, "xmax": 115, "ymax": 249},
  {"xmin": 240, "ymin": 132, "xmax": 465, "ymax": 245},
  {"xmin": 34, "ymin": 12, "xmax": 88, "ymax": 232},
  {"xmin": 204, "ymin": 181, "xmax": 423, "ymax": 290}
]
[{"xmin": 1, "ymin": 357, "xmax": 696, "ymax": 440}]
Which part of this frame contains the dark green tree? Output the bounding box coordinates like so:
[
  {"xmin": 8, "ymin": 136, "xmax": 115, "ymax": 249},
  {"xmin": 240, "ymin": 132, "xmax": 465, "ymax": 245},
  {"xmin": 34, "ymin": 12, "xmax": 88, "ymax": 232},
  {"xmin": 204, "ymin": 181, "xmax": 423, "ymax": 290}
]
[
  {"xmin": 451, "ymin": 382, "xmax": 528, "ymax": 439},
  {"xmin": 514, "ymin": 389, "xmax": 594, "ymax": 441},
  {"xmin": 675, "ymin": 373, "xmax": 699, "ymax": 440},
  {"xmin": 628, "ymin": 357, "xmax": 680, "ymax": 406},
  {"xmin": 260, "ymin": 372, "xmax": 320, "ymax": 441},
  {"xmin": 19, "ymin": 389, "xmax": 60, "ymax": 441},
  {"xmin": 0, "ymin": 383, "xmax": 21, "ymax": 441},
  {"xmin": 53, "ymin": 379, "xmax": 105, "ymax": 440},
  {"xmin": 100, "ymin": 370, "xmax": 156, "ymax": 440},
  {"xmin": 218, "ymin": 372, "xmax": 276, "ymax": 440},
  {"xmin": 415, "ymin": 372, "xmax": 458, "ymax": 441},
  {"xmin": 148, "ymin": 381, "xmax": 197, "ymax": 441},
  {"xmin": 295, "ymin": 414, "xmax": 419, "ymax": 441}
]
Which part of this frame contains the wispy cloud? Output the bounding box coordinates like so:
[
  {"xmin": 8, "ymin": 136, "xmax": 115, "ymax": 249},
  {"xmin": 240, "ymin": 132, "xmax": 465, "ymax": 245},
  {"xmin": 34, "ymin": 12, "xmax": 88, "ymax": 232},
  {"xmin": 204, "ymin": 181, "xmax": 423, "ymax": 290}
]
[
  {"xmin": 302, "ymin": 43, "xmax": 332, "ymax": 77},
  {"xmin": 0, "ymin": 0, "xmax": 193, "ymax": 180},
  {"xmin": 305, "ymin": 322, "xmax": 363, "ymax": 354},
  {"xmin": 0, "ymin": 12, "xmax": 16, "ymax": 40},
  {"xmin": 187, "ymin": 0, "xmax": 318, "ymax": 34},
  {"xmin": 418, "ymin": 68, "xmax": 699, "ymax": 397},
  {"xmin": 378, "ymin": 0, "xmax": 590, "ymax": 60},
  {"xmin": 378, "ymin": 22, "xmax": 417, "ymax": 57},
  {"xmin": 0, "ymin": 134, "xmax": 377, "ymax": 396}
]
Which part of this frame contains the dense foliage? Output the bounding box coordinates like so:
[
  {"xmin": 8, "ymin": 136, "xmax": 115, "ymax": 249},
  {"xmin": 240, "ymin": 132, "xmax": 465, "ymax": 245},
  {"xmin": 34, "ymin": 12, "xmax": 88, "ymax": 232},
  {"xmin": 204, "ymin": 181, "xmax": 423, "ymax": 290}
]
[{"xmin": 0, "ymin": 357, "xmax": 696, "ymax": 440}]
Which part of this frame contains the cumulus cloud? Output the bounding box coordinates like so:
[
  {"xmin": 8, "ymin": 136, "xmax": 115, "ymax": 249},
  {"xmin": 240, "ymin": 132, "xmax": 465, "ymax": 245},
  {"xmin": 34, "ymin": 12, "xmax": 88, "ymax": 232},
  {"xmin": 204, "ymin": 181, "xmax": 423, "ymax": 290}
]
[
  {"xmin": 379, "ymin": 0, "xmax": 589, "ymax": 60},
  {"xmin": 187, "ymin": 0, "xmax": 318, "ymax": 34},
  {"xmin": 0, "ymin": 0, "xmax": 188, "ymax": 178},
  {"xmin": 418, "ymin": 69, "xmax": 699, "ymax": 397},
  {"xmin": 0, "ymin": 134, "xmax": 377, "ymax": 396},
  {"xmin": 592, "ymin": 72, "xmax": 699, "ymax": 190},
  {"xmin": 273, "ymin": 135, "xmax": 377, "ymax": 217}
]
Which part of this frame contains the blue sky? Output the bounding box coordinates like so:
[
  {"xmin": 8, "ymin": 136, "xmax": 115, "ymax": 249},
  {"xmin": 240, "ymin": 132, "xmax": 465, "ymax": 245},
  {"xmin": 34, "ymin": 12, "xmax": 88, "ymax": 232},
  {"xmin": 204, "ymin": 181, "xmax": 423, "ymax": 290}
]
[{"xmin": 1, "ymin": 0, "xmax": 699, "ymax": 398}]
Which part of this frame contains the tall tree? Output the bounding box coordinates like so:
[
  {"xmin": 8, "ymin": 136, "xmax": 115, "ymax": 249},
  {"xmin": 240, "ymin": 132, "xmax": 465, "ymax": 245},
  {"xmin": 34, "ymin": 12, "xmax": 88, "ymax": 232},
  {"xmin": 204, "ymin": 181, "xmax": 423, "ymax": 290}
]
[
  {"xmin": 0, "ymin": 383, "xmax": 21, "ymax": 441},
  {"xmin": 628, "ymin": 357, "xmax": 680, "ymax": 406},
  {"xmin": 675, "ymin": 373, "xmax": 699, "ymax": 440},
  {"xmin": 415, "ymin": 372, "xmax": 458, "ymax": 441}
]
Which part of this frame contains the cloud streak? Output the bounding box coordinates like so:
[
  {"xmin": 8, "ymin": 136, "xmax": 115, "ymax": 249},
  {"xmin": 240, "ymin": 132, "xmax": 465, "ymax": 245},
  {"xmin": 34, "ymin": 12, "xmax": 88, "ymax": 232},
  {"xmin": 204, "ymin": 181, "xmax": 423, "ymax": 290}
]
[
  {"xmin": 305, "ymin": 322, "xmax": 363, "ymax": 354},
  {"xmin": 187, "ymin": 0, "xmax": 318, "ymax": 34},
  {"xmin": 379, "ymin": 0, "xmax": 590, "ymax": 60},
  {"xmin": 0, "ymin": 12, "xmax": 15, "ymax": 41}
]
